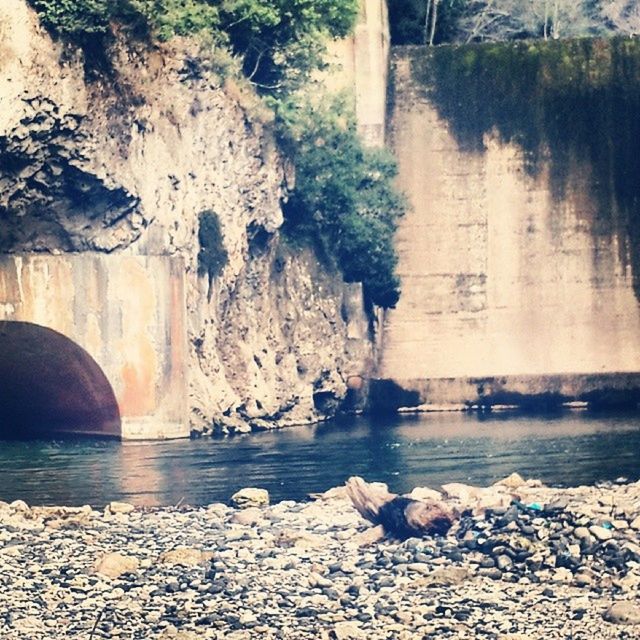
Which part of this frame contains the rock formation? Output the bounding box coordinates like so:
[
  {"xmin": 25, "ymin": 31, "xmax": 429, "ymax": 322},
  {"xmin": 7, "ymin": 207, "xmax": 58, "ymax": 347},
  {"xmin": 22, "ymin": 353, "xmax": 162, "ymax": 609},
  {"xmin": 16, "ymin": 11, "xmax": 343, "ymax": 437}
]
[{"xmin": 0, "ymin": 1, "xmax": 374, "ymax": 434}]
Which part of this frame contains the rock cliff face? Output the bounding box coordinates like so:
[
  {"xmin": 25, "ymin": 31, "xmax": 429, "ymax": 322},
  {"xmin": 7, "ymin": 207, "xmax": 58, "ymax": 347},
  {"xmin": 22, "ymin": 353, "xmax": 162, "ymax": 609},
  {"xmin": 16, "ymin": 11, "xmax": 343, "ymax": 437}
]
[{"xmin": 0, "ymin": 1, "xmax": 373, "ymax": 433}]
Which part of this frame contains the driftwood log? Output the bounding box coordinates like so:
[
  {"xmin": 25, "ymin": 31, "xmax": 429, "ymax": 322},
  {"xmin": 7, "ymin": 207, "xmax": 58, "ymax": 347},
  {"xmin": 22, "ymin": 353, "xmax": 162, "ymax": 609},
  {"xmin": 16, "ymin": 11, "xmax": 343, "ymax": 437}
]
[{"xmin": 345, "ymin": 476, "xmax": 456, "ymax": 539}]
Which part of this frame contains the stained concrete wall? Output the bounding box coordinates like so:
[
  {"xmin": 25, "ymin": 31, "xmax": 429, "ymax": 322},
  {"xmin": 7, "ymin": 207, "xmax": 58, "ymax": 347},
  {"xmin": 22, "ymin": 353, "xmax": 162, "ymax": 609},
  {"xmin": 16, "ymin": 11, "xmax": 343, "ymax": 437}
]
[
  {"xmin": 324, "ymin": 0, "xmax": 390, "ymax": 147},
  {"xmin": 380, "ymin": 53, "xmax": 640, "ymax": 400},
  {"xmin": 0, "ymin": 254, "xmax": 188, "ymax": 438}
]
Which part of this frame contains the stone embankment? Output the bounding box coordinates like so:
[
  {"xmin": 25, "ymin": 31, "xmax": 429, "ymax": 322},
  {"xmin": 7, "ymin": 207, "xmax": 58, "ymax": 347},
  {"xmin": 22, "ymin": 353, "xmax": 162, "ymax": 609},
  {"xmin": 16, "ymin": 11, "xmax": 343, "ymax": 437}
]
[{"xmin": 1, "ymin": 476, "xmax": 640, "ymax": 639}]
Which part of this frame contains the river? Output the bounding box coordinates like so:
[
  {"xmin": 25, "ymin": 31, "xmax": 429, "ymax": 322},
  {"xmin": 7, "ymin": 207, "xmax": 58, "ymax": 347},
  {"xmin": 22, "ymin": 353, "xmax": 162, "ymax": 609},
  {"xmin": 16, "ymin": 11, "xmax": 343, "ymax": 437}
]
[{"xmin": 1, "ymin": 411, "xmax": 639, "ymax": 507}]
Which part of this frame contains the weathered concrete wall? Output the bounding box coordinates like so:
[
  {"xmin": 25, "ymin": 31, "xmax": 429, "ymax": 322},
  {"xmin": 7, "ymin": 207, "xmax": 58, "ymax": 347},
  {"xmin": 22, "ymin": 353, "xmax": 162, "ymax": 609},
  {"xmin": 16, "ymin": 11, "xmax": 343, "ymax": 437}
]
[
  {"xmin": 0, "ymin": 255, "xmax": 188, "ymax": 438},
  {"xmin": 325, "ymin": 0, "xmax": 390, "ymax": 147},
  {"xmin": 380, "ymin": 48, "xmax": 640, "ymax": 401}
]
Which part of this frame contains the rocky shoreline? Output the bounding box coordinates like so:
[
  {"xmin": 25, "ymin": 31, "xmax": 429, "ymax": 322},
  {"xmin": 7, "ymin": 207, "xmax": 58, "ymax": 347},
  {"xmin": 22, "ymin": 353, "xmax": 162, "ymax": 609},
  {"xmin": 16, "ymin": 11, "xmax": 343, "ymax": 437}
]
[{"xmin": 1, "ymin": 476, "xmax": 640, "ymax": 639}]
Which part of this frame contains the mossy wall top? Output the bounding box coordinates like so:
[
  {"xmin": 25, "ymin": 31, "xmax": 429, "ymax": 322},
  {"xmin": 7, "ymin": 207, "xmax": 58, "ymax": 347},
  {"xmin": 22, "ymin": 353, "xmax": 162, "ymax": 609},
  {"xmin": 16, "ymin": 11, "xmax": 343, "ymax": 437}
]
[{"xmin": 400, "ymin": 37, "xmax": 640, "ymax": 295}]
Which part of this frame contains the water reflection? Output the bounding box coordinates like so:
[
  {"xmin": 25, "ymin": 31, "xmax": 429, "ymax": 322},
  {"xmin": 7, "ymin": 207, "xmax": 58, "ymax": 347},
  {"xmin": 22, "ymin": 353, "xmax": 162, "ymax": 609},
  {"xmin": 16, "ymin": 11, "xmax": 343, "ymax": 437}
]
[{"xmin": 0, "ymin": 411, "xmax": 639, "ymax": 507}]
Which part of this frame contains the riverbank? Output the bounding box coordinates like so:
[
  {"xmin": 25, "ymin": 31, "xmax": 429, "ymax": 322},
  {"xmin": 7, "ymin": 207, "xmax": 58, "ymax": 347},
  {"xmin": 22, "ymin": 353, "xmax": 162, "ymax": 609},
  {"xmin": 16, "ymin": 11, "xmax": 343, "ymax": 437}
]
[{"xmin": 1, "ymin": 477, "xmax": 639, "ymax": 639}]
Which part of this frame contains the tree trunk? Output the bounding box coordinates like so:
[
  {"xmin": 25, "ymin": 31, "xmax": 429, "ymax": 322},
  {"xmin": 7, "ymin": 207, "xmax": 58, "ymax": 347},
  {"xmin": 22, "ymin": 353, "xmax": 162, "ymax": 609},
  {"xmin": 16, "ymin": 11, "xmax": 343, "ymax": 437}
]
[
  {"xmin": 345, "ymin": 476, "xmax": 456, "ymax": 539},
  {"xmin": 552, "ymin": 0, "xmax": 560, "ymax": 38},
  {"xmin": 543, "ymin": 0, "xmax": 549, "ymax": 39},
  {"xmin": 429, "ymin": 0, "xmax": 439, "ymax": 45},
  {"xmin": 424, "ymin": 0, "xmax": 433, "ymax": 45}
]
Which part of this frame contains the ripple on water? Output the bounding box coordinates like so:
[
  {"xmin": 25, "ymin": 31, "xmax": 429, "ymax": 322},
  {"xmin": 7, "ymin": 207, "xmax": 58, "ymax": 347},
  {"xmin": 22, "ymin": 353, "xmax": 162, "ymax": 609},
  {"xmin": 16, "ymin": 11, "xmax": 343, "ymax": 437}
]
[{"xmin": 0, "ymin": 411, "xmax": 639, "ymax": 507}]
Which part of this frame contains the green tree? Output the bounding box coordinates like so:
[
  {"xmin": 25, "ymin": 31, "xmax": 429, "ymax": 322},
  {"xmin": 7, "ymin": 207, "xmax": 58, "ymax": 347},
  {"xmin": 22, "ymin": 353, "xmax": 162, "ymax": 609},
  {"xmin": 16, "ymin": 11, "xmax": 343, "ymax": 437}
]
[
  {"xmin": 28, "ymin": 0, "xmax": 114, "ymax": 37},
  {"xmin": 219, "ymin": 0, "xmax": 359, "ymax": 95},
  {"xmin": 125, "ymin": 0, "xmax": 221, "ymax": 41},
  {"xmin": 278, "ymin": 96, "xmax": 406, "ymax": 308}
]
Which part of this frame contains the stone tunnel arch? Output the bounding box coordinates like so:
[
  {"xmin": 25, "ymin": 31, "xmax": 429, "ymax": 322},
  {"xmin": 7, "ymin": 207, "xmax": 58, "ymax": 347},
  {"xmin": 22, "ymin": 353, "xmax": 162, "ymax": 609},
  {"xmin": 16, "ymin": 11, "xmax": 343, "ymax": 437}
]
[{"xmin": 0, "ymin": 321, "xmax": 121, "ymax": 438}]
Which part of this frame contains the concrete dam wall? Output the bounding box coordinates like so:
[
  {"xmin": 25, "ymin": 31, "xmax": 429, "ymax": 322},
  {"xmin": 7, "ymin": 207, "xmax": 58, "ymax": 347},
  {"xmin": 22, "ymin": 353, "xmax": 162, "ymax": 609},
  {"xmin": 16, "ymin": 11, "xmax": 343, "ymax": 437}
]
[{"xmin": 378, "ymin": 40, "xmax": 640, "ymax": 409}]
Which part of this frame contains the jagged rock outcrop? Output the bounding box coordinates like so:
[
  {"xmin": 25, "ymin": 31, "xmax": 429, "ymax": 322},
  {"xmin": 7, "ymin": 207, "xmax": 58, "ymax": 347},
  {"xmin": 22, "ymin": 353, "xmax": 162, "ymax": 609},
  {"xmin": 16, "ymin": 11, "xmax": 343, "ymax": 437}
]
[{"xmin": 0, "ymin": 1, "xmax": 374, "ymax": 433}]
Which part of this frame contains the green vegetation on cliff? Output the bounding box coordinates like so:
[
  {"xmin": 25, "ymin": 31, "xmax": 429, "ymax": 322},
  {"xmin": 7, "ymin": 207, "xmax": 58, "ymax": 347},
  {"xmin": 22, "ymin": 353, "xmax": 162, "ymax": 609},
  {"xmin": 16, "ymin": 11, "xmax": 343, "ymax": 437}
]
[
  {"xmin": 278, "ymin": 97, "xmax": 406, "ymax": 308},
  {"xmin": 29, "ymin": 0, "xmax": 406, "ymax": 309},
  {"xmin": 29, "ymin": 0, "xmax": 358, "ymax": 95},
  {"xmin": 198, "ymin": 210, "xmax": 228, "ymax": 286}
]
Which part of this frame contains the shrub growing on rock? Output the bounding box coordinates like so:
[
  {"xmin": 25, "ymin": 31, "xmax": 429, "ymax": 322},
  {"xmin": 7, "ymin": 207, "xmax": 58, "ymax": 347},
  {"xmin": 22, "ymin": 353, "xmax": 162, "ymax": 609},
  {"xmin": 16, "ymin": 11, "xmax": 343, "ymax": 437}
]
[
  {"xmin": 198, "ymin": 210, "xmax": 228, "ymax": 284},
  {"xmin": 28, "ymin": 0, "xmax": 114, "ymax": 37},
  {"xmin": 277, "ymin": 96, "xmax": 406, "ymax": 309}
]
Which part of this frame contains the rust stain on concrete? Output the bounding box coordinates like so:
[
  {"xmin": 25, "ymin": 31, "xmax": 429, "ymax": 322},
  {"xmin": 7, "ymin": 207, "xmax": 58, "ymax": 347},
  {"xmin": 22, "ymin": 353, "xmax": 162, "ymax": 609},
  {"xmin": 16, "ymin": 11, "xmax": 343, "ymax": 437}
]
[
  {"xmin": 119, "ymin": 342, "xmax": 157, "ymax": 416},
  {"xmin": 0, "ymin": 254, "xmax": 188, "ymax": 437}
]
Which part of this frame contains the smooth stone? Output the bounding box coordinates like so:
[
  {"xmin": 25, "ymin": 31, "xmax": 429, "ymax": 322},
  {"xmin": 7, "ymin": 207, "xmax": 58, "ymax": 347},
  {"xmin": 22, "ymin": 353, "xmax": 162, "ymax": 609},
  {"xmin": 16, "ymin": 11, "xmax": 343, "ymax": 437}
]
[
  {"xmin": 231, "ymin": 507, "xmax": 264, "ymax": 526},
  {"xmin": 230, "ymin": 488, "xmax": 269, "ymax": 509},
  {"xmin": 603, "ymin": 602, "xmax": 640, "ymax": 625},
  {"xmin": 93, "ymin": 553, "xmax": 140, "ymax": 579},
  {"xmin": 478, "ymin": 568, "xmax": 502, "ymax": 580},
  {"xmin": 159, "ymin": 548, "xmax": 213, "ymax": 567},
  {"xmin": 493, "ymin": 472, "xmax": 526, "ymax": 489},
  {"xmin": 589, "ymin": 525, "xmax": 613, "ymax": 541},
  {"xmin": 333, "ymin": 621, "xmax": 365, "ymax": 639},
  {"xmin": 407, "ymin": 563, "xmax": 430, "ymax": 575},
  {"xmin": 9, "ymin": 500, "xmax": 30, "ymax": 512},
  {"xmin": 107, "ymin": 501, "xmax": 135, "ymax": 514},
  {"xmin": 574, "ymin": 573, "xmax": 594, "ymax": 588},
  {"xmin": 495, "ymin": 555, "xmax": 513, "ymax": 571}
]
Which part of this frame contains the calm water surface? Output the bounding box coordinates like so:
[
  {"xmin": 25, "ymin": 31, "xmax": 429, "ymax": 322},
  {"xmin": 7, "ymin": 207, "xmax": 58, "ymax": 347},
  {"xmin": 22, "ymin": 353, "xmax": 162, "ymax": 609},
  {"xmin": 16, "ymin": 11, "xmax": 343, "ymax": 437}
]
[{"xmin": 1, "ymin": 411, "xmax": 639, "ymax": 507}]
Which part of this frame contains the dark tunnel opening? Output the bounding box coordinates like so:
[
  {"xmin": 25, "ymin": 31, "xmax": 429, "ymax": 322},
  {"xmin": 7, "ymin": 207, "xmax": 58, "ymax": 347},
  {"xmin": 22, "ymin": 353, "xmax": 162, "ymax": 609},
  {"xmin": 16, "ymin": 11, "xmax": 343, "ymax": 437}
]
[{"xmin": 0, "ymin": 321, "xmax": 121, "ymax": 439}]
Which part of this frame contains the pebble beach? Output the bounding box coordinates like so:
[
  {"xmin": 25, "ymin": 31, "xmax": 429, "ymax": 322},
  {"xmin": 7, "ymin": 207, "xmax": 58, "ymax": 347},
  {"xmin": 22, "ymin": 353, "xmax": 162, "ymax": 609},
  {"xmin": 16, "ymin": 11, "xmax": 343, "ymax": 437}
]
[{"xmin": 1, "ymin": 475, "xmax": 640, "ymax": 639}]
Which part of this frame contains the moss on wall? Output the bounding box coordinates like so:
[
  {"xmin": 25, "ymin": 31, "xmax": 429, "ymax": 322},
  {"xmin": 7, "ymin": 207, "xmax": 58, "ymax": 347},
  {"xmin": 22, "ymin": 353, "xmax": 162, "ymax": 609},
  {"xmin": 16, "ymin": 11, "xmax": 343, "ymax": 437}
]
[{"xmin": 403, "ymin": 37, "xmax": 640, "ymax": 296}]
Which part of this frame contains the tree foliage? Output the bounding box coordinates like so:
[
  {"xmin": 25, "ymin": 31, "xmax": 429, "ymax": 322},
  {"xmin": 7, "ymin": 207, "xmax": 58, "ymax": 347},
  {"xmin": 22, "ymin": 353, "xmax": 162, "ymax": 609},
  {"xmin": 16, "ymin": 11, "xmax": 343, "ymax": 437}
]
[
  {"xmin": 29, "ymin": 0, "xmax": 114, "ymax": 37},
  {"xmin": 277, "ymin": 97, "xmax": 406, "ymax": 308},
  {"xmin": 29, "ymin": 0, "xmax": 407, "ymax": 308},
  {"xmin": 29, "ymin": 0, "xmax": 359, "ymax": 95},
  {"xmin": 388, "ymin": 0, "xmax": 639, "ymax": 44},
  {"xmin": 127, "ymin": 0, "xmax": 221, "ymax": 41},
  {"xmin": 219, "ymin": 0, "xmax": 358, "ymax": 94}
]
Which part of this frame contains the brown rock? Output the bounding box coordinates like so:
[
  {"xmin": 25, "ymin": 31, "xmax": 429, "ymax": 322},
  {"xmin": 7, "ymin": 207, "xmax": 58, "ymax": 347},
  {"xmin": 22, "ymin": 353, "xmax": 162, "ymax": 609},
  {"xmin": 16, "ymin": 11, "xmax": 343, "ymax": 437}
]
[
  {"xmin": 275, "ymin": 530, "xmax": 327, "ymax": 549},
  {"xmin": 354, "ymin": 524, "xmax": 386, "ymax": 546},
  {"xmin": 407, "ymin": 487, "xmax": 443, "ymax": 501},
  {"xmin": 93, "ymin": 553, "xmax": 139, "ymax": 579},
  {"xmin": 333, "ymin": 621, "xmax": 365, "ymax": 639},
  {"xmin": 441, "ymin": 483, "xmax": 483, "ymax": 503},
  {"xmin": 230, "ymin": 507, "xmax": 264, "ymax": 526},
  {"xmin": 159, "ymin": 547, "xmax": 213, "ymax": 567},
  {"xmin": 419, "ymin": 566, "xmax": 469, "ymax": 587},
  {"xmin": 230, "ymin": 488, "xmax": 269, "ymax": 508},
  {"xmin": 107, "ymin": 501, "xmax": 135, "ymax": 514},
  {"xmin": 494, "ymin": 472, "xmax": 526, "ymax": 489},
  {"xmin": 603, "ymin": 601, "xmax": 640, "ymax": 625}
]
